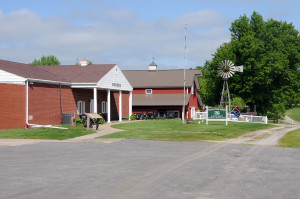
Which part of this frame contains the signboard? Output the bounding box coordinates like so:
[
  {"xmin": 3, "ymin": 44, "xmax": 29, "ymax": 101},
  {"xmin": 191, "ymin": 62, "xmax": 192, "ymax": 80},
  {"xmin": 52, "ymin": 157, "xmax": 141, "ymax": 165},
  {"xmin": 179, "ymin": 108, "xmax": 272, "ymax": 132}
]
[
  {"xmin": 206, "ymin": 106, "xmax": 228, "ymax": 126},
  {"xmin": 208, "ymin": 107, "xmax": 226, "ymax": 119}
]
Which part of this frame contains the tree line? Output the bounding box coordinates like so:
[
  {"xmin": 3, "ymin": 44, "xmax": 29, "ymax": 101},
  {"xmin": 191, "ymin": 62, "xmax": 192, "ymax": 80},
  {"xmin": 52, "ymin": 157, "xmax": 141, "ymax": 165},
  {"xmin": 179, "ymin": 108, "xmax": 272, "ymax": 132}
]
[{"xmin": 198, "ymin": 11, "xmax": 300, "ymax": 117}]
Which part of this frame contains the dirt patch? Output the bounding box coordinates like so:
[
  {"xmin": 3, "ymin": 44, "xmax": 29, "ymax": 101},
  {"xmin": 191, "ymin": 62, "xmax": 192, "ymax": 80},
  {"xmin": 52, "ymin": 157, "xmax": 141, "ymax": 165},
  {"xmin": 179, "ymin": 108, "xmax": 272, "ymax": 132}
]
[{"xmin": 212, "ymin": 124, "xmax": 300, "ymax": 146}]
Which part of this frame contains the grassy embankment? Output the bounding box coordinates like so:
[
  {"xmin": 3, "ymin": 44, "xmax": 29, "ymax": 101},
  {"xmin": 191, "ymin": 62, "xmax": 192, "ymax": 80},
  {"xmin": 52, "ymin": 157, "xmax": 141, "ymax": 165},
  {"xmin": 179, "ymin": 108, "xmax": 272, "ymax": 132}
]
[
  {"xmin": 0, "ymin": 126, "xmax": 94, "ymax": 140},
  {"xmin": 100, "ymin": 119, "xmax": 273, "ymax": 142}
]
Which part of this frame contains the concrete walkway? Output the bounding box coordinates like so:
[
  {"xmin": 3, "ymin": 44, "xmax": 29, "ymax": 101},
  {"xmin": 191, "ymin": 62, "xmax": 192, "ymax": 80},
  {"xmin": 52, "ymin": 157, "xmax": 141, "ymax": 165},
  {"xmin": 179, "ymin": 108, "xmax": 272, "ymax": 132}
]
[{"xmin": 64, "ymin": 120, "xmax": 133, "ymax": 143}]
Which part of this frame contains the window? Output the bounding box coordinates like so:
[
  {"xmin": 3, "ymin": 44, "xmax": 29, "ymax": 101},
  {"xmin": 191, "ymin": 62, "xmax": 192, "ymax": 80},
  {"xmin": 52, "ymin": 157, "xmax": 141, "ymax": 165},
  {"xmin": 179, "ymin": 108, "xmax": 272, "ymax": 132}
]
[
  {"xmin": 145, "ymin": 89, "xmax": 152, "ymax": 94},
  {"xmin": 102, "ymin": 101, "xmax": 107, "ymax": 114},
  {"xmin": 90, "ymin": 99, "xmax": 94, "ymax": 113},
  {"xmin": 77, "ymin": 101, "xmax": 85, "ymax": 115}
]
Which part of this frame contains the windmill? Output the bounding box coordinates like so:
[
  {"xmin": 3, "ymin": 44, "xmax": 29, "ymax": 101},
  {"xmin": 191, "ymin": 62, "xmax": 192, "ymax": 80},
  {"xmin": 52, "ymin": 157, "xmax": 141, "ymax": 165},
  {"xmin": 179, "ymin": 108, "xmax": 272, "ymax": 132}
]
[{"xmin": 218, "ymin": 60, "xmax": 243, "ymax": 108}]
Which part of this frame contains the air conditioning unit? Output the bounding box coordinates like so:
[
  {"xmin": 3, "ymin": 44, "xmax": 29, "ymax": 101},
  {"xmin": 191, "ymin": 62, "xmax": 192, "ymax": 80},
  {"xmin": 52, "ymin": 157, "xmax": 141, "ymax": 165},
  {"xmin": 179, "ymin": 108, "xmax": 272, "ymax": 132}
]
[{"xmin": 62, "ymin": 113, "xmax": 75, "ymax": 125}]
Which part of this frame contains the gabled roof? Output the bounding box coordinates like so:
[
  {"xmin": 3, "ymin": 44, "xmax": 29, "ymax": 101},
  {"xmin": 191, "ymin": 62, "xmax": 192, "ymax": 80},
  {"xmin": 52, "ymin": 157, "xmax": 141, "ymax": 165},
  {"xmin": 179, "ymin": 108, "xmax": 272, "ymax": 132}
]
[
  {"xmin": 0, "ymin": 59, "xmax": 115, "ymax": 83},
  {"xmin": 123, "ymin": 69, "xmax": 202, "ymax": 88}
]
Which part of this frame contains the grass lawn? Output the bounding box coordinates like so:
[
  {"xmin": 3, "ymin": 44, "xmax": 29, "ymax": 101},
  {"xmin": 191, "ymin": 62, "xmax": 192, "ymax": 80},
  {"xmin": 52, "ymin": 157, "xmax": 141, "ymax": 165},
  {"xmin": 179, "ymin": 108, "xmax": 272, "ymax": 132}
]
[
  {"xmin": 286, "ymin": 107, "xmax": 300, "ymax": 122},
  {"xmin": 100, "ymin": 119, "xmax": 273, "ymax": 142},
  {"xmin": 0, "ymin": 126, "xmax": 94, "ymax": 140},
  {"xmin": 279, "ymin": 128, "xmax": 300, "ymax": 148}
]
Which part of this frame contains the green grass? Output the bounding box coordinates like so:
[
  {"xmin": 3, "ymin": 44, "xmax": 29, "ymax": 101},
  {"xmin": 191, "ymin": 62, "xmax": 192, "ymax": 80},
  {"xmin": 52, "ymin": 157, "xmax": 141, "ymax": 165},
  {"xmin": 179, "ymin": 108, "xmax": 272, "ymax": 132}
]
[
  {"xmin": 279, "ymin": 128, "xmax": 300, "ymax": 148},
  {"xmin": 100, "ymin": 120, "xmax": 273, "ymax": 142},
  {"xmin": 286, "ymin": 107, "xmax": 300, "ymax": 122},
  {"xmin": 0, "ymin": 126, "xmax": 94, "ymax": 140}
]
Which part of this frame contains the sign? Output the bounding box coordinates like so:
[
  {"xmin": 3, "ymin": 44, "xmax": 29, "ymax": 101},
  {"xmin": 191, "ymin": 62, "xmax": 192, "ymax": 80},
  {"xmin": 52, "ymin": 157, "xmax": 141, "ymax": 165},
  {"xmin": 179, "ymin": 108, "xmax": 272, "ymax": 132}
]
[
  {"xmin": 112, "ymin": 83, "xmax": 121, "ymax": 87},
  {"xmin": 208, "ymin": 107, "xmax": 226, "ymax": 119},
  {"xmin": 206, "ymin": 106, "xmax": 228, "ymax": 126}
]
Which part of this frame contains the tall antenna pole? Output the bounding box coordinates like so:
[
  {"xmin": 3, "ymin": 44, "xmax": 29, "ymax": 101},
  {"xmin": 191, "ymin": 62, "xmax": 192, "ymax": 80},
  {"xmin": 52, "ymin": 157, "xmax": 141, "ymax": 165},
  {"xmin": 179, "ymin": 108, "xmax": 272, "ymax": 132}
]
[{"xmin": 182, "ymin": 24, "xmax": 187, "ymax": 123}]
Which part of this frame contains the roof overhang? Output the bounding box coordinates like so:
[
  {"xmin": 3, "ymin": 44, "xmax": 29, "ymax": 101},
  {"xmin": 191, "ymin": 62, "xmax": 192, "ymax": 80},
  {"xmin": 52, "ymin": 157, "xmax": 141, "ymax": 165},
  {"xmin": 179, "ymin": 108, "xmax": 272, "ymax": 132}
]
[{"xmin": 26, "ymin": 78, "xmax": 71, "ymax": 85}]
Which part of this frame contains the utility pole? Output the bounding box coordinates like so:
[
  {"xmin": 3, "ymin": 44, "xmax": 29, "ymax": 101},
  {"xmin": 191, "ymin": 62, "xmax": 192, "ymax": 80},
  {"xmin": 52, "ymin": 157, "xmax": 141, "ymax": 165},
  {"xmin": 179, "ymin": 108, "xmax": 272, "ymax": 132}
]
[{"xmin": 182, "ymin": 24, "xmax": 187, "ymax": 123}]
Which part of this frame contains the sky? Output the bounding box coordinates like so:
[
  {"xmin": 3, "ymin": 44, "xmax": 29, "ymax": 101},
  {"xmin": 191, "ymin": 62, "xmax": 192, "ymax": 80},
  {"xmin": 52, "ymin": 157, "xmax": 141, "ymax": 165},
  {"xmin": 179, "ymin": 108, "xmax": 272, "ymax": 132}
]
[{"xmin": 0, "ymin": 0, "xmax": 299, "ymax": 70}]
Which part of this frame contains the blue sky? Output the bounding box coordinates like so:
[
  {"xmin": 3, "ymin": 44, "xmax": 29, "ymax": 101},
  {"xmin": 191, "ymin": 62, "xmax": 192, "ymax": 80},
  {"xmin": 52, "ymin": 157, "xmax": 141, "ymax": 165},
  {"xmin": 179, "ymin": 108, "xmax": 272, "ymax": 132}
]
[{"xmin": 0, "ymin": 0, "xmax": 299, "ymax": 69}]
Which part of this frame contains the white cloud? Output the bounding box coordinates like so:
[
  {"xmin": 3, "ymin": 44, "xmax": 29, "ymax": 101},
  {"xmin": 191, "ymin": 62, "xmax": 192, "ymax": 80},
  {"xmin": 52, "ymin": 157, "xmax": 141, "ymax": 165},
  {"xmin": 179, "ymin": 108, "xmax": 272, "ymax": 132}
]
[{"xmin": 0, "ymin": 8, "xmax": 230, "ymax": 69}]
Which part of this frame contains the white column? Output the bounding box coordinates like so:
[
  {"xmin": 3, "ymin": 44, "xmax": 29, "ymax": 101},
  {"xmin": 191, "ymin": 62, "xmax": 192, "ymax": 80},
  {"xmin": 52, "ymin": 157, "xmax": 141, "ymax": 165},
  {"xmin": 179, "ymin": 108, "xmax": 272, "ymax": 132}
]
[
  {"xmin": 107, "ymin": 89, "xmax": 111, "ymax": 123},
  {"xmin": 129, "ymin": 91, "xmax": 132, "ymax": 120},
  {"xmin": 119, "ymin": 90, "xmax": 122, "ymax": 121},
  {"xmin": 26, "ymin": 80, "xmax": 29, "ymax": 125},
  {"xmin": 93, "ymin": 87, "xmax": 97, "ymax": 113}
]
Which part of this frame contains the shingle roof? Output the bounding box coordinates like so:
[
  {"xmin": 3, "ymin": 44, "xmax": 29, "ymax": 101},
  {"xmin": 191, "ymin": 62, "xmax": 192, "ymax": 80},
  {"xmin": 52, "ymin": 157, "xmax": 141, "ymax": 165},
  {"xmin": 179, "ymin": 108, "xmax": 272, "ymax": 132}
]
[
  {"xmin": 133, "ymin": 94, "xmax": 191, "ymax": 106},
  {"xmin": 0, "ymin": 59, "xmax": 115, "ymax": 83},
  {"xmin": 123, "ymin": 69, "xmax": 202, "ymax": 88},
  {"xmin": 0, "ymin": 59, "xmax": 65, "ymax": 82},
  {"xmin": 38, "ymin": 64, "xmax": 115, "ymax": 83}
]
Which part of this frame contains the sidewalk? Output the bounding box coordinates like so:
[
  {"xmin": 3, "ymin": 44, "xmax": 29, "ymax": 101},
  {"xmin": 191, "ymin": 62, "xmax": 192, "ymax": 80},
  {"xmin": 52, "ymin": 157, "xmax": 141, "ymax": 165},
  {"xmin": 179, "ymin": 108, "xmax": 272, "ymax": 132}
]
[{"xmin": 64, "ymin": 120, "xmax": 135, "ymax": 143}]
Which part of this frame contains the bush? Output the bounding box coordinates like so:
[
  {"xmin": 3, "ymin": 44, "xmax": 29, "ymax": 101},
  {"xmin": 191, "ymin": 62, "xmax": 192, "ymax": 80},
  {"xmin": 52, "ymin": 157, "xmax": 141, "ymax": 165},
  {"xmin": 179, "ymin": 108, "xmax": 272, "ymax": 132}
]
[
  {"xmin": 268, "ymin": 103, "xmax": 286, "ymax": 123},
  {"xmin": 99, "ymin": 118, "xmax": 106, "ymax": 125},
  {"xmin": 130, "ymin": 114, "xmax": 136, "ymax": 121},
  {"xmin": 75, "ymin": 118, "xmax": 83, "ymax": 125},
  {"xmin": 231, "ymin": 97, "xmax": 246, "ymax": 106}
]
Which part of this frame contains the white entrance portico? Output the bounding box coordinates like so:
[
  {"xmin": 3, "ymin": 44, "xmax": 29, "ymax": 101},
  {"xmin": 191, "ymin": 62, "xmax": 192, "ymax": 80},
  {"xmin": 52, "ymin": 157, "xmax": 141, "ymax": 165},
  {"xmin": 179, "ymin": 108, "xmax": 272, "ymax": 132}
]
[{"xmin": 72, "ymin": 65, "xmax": 133, "ymax": 123}]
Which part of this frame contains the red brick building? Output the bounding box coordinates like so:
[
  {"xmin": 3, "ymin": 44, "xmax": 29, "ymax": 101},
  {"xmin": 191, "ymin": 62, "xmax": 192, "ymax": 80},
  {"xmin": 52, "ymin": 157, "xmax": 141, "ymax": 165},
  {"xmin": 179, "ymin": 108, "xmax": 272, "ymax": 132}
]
[
  {"xmin": 123, "ymin": 62, "xmax": 203, "ymax": 119},
  {"xmin": 0, "ymin": 59, "xmax": 133, "ymax": 129}
]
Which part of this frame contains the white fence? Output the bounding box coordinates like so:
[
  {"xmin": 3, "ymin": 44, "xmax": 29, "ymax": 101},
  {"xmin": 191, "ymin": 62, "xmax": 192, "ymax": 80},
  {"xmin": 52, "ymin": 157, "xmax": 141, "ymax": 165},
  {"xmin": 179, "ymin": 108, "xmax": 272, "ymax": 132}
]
[{"xmin": 195, "ymin": 111, "xmax": 268, "ymax": 124}]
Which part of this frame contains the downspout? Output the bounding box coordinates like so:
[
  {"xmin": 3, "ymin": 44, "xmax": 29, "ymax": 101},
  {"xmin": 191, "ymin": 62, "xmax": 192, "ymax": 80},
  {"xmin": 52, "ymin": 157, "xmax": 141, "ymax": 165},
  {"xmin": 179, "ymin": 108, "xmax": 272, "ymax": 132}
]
[
  {"xmin": 59, "ymin": 84, "xmax": 63, "ymax": 122},
  {"xmin": 26, "ymin": 80, "xmax": 29, "ymax": 127}
]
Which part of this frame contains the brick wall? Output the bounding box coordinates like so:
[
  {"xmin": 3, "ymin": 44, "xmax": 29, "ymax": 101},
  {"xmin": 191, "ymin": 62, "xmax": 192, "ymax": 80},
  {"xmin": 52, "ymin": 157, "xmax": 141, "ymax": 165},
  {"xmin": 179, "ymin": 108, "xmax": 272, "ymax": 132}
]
[
  {"xmin": 28, "ymin": 83, "xmax": 64, "ymax": 125},
  {"xmin": 0, "ymin": 83, "xmax": 26, "ymax": 129}
]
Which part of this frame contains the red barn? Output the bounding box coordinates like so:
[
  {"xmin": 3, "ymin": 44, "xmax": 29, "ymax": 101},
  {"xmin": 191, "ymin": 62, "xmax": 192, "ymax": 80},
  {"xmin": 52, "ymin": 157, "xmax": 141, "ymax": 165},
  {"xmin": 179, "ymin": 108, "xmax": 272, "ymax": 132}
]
[
  {"xmin": 0, "ymin": 59, "xmax": 133, "ymax": 129},
  {"xmin": 123, "ymin": 62, "xmax": 203, "ymax": 119}
]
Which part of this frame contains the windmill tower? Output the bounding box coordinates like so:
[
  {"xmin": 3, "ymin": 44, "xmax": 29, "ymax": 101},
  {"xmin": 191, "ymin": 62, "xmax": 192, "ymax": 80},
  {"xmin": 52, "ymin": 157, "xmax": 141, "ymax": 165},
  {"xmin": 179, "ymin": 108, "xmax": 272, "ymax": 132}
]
[{"xmin": 217, "ymin": 60, "xmax": 243, "ymax": 109}]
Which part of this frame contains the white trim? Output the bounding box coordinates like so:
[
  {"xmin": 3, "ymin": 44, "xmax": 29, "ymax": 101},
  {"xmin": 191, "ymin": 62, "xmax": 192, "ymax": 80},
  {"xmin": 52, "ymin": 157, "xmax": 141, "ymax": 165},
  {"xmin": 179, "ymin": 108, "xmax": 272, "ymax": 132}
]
[
  {"xmin": 26, "ymin": 81, "xmax": 29, "ymax": 125},
  {"xmin": 90, "ymin": 99, "xmax": 94, "ymax": 113},
  {"xmin": 107, "ymin": 89, "xmax": 111, "ymax": 123},
  {"xmin": 191, "ymin": 83, "xmax": 194, "ymax": 94},
  {"xmin": 97, "ymin": 65, "xmax": 133, "ymax": 91},
  {"xmin": 190, "ymin": 107, "xmax": 196, "ymax": 120},
  {"xmin": 129, "ymin": 91, "xmax": 132, "ymax": 120},
  {"xmin": 119, "ymin": 90, "xmax": 122, "ymax": 121},
  {"xmin": 93, "ymin": 87, "xmax": 97, "ymax": 113},
  {"xmin": 71, "ymin": 83, "xmax": 97, "ymax": 88},
  {"xmin": 0, "ymin": 69, "xmax": 26, "ymax": 84},
  {"xmin": 27, "ymin": 78, "xmax": 70, "ymax": 85}
]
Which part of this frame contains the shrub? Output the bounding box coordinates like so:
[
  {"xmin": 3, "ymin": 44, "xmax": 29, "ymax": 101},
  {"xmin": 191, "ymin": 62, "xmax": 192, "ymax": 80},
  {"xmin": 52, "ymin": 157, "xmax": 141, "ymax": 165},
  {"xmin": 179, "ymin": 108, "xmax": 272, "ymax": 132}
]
[
  {"xmin": 76, "ymin": 118, "xmax": 83, "ymax": 125},
  {"xmin": 99, "ymin": 118, "xmax": 106, "ymax": 125},
  {"xmin": 130, "ymin": 114, "xmax": 136, "ymax": 121}
]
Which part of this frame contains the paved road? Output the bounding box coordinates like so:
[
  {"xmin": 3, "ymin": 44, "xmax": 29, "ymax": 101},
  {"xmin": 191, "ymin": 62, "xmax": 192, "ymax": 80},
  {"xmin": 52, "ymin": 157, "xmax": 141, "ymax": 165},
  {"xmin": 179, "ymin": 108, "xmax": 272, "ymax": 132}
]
[{"xmin": 0, "ymin": 140, "xmax": 299, "ymax": 199}]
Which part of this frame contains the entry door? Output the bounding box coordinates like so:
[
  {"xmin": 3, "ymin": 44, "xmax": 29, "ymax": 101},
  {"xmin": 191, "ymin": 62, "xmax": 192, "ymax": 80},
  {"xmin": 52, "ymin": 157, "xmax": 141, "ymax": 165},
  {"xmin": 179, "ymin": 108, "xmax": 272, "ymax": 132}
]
[{"xmin": 190, "ymin": 107, "xmax": 196, "ymax": 120}]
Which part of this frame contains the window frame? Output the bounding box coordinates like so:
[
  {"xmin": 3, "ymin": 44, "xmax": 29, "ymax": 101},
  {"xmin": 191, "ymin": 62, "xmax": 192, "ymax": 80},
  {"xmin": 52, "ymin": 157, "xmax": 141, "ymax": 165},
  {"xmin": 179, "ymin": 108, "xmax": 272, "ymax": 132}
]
[
  {"xmin": 77, "ymin": 101, "xmax": 85, "ymax": 115},
  {"xmin": 145, "ymin": 89, "xmax": 152, "ymax": 94},
  {"xmin": 101, "ymin": 101, "xmax": 107, "ymax": 114}
]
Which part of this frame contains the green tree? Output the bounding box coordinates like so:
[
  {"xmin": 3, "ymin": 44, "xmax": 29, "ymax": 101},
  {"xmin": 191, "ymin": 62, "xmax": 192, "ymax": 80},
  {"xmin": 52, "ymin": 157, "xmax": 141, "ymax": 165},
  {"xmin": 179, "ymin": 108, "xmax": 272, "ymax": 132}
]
[
  {"xmin": 30, "ymin": 55, "xmax": 61, "ymax": 65},
  {"xmin": 202, "ymin": 11, "xmax": 300, "ymax": 114}
]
